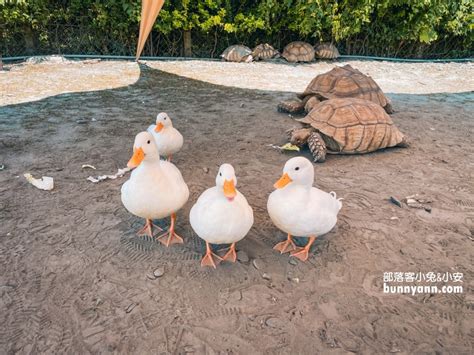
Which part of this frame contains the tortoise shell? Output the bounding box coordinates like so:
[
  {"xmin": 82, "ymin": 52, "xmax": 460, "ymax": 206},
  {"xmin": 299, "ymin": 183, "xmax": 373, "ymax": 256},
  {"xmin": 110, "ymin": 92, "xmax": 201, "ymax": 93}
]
[
  {"xmin": 252, "ymin": 43, "xmax": 280, "ymax": 60},
  {"xmin": 315, "ymin": 43, "xmax": 340, "ymax": 59},
  {"xmin": 297, "ymin": 64, "xmax": 393, "ymax": 113},
  {"xmin": 221, "ymin": 45, "xmax": 253, "ymax": 62},
  {"xmin": 282, "ymin": 41, "xmax": 315, "ymax": 63},
  {"xmin": 297, "ymin": 98, "xmax": 405, "ymax": 154}
]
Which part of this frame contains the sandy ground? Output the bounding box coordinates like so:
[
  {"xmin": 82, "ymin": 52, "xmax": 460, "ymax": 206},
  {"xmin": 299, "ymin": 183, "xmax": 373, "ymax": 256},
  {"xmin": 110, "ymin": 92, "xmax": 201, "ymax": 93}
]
[
  {"xmin": 0, "ymin": 59, "xmax": 473, "ymax": 353},
  {"xmin": 2, "ymin": 58, "xmax": 474, "ymax": 106}
]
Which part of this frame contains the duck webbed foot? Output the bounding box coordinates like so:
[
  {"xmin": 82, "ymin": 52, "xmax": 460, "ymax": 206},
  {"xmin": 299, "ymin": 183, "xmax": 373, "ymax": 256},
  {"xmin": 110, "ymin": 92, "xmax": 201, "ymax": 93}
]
[
  {"xmin": 273, "ymin": 234, "xmax": 297, "ymax": 254},
  {"xmin": 290, "ymin": 236, "xmax": 316, "ymax": 261},
  {"xmin": 137, "ymin": 219, "xmax": 163, "ymax": 237},
  {"xmin": 157, "ymin": 231, "xmax": 184, "ymax": 247},
  {"xmin": 156, "ymin": 213, "xmax": 184, "ymax": 247},
  {"xmin": 221, "ymin": 243, "xmax": 237, "ymax": 263},
  {"xmin": 201, "ymin": 242, "xmax": 223, "ymax": 268}
]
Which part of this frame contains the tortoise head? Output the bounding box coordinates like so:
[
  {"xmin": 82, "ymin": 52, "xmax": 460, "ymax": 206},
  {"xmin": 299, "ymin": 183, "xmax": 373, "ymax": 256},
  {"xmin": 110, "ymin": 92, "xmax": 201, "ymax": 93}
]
[
  {"xmin": 304, "ymin": 96, "xmax": 321, "ymax": 112},
  {"xmin": 289, "ymin": 128, "xmax": 313, "ymax": 146}
]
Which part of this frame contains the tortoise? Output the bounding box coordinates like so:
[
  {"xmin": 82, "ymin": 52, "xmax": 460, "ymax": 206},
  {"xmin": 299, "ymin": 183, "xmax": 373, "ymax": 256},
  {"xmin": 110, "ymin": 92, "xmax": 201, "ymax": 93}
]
[
  {"xmin": 287, "ymin": 98, "xmax": 408, "ymax": 162},
  {"xmin": 282, "ymin": 41, "xmax": 315, "ymax": 63},
  {"xmin": 315, "ymin": 43, "xmax": 340, "ymax": 59},
  {"xmin": 278, "ymin": 64, "xmax": 393, "ymax": 114},
  {"xmin": 252, "ymin": 43, "xmax": 280, "ymax": 60},
  {"xmin": 221, "ymin": 45, "xmax": 253, "ymax": 62}
]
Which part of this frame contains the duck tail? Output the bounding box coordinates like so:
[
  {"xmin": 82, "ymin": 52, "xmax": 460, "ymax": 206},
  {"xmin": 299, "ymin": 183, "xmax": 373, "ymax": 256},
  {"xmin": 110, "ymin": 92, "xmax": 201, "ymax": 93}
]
[{"xmin": 329, "ymin": 191, "xmax": 343, "ymax": 211}]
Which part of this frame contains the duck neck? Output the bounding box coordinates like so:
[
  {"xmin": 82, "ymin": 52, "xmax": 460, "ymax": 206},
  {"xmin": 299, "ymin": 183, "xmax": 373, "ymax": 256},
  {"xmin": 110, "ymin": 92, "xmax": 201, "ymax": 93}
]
[
  {"xmin": 286, "ymin": 182, "xmax": 311, "ymax": 192},
  {"xmin": 162, "ymin": 125, "xmax": 172, "ymax": 133},
  {"xmin": 142, "ymin": 155, "xmax": 161, "ymax": 167}
]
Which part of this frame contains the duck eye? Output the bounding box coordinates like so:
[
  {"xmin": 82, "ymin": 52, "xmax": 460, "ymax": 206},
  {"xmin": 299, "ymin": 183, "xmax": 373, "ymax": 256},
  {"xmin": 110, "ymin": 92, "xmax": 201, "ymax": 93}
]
[
  {"xmin": 147, "ymin": 140, "xmax": 150, "ymax": 144},
  {"xmin": 295, "ymin": 167, "xmax": 300, "ymax": 171},
  {"xmin": 164, "ymin": 117, "xmax": 167, "ymax": 120},
  {"xmin": 219, "ymin": 172, "xmax": 222, "ymax": 176}
]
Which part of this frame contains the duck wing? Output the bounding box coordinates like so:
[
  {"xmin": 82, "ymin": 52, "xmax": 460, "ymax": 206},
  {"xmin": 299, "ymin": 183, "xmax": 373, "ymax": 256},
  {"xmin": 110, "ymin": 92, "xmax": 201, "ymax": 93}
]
[
  {"xmin": 310, "ymin": 188, "xmax": 342, "ymax": 213},
  {"xmin": 158, "ymin": 161, "xmax": 190, "ymax": 203}
]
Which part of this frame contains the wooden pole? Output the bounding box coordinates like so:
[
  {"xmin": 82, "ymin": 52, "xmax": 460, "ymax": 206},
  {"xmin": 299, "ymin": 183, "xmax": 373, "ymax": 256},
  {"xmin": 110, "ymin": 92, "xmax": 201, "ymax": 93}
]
[
  {"xmin": 24, "ymin": 25, "xmax": 35, "ymax": 55},
  {"xmin": 183, "ymin": 30, "xmax": 192, "ymax": 57}
]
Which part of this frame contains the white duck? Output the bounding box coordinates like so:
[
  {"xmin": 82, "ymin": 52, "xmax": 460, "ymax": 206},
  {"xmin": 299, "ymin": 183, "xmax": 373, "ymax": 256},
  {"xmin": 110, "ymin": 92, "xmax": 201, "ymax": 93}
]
[
  {"xmin": 267, "ymin": 157, "xmax": 342, "ymax": 261},
  {"xmin": 147, "ymin": 112, "xmax": 183, "ymax": 161},
  {"xmin": 189, "ymin": 164, "xmax": 254, "ymax": 268},
  {"xmin": 121, "ymin": 131, "xmax": 189, "ymax": 246}
]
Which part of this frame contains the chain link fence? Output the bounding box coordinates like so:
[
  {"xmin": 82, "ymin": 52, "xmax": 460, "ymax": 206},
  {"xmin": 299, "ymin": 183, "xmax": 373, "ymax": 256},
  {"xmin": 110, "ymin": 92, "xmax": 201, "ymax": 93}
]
[
  {"xmin": 1, "ymin": 22, "xmax": 471, "ymax": 59},
  {"xmin": 1, "ymin": 22, "xmax": 297, "ymax": 58}
]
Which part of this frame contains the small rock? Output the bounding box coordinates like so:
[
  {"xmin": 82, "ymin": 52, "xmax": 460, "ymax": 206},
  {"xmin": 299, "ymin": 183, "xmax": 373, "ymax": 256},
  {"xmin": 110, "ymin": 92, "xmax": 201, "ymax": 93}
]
[
  {"xmin": 153, "ymin": 267, "xmax": 165, "ymax": 278},
  {"xmin": 389, "ymin": 345, "xmax": 401, "ymax": 353},
  {"xmin": 340, "ymin": 338, "xmax": 360, "ymax": 353},
  {"xmin": 146, "ymin": 273, "xmax": 156, "ymax": 280},
  {"xmin": 240, "ymin": 103, "xmax": 245, "ymax": 108},
  {"xmin": 183, "ymin": 345, "xmax": 195, "ymax": 353},
  {"xmin": 288, "ymin": 258, "xmax": 298, "ymax": 266},
  {"xmin": 0, "ymin": 164, "xmax": 5, "ymax": 171},
  {"xmin": 265, "ymin": 317, "xmax": 284, "ymax": 328},
  {"xmin": 390, "ymin": 196, "xmax": 402, "ymax": 207},
  {"xmin": 289, "ymin": 277, "xmax": 300, "ymax": 283},
  {"xmin": 203, "ymin": 167, "xmax": 209, "ymax": 173},
  {"xmin": 390, "ymin": 216, "xmax": 399, "ymax": 220},
  {"xmin": 229, "ymin": 290, "xmax": 242, "ymax": 302},
  {"xmin": 237, "ymin": 250, "xmax": 249, "ymax": 263},
  {"xmin": 262, "ymin": 273, "xmax": 271, "ymax": 280},
  {"xmin": 252, "ymin": 259, "xmax": 261, "ymax": 270},
  {"xmin": 406, "ymin": 198, "xmax": 417, "ymax": 205}
]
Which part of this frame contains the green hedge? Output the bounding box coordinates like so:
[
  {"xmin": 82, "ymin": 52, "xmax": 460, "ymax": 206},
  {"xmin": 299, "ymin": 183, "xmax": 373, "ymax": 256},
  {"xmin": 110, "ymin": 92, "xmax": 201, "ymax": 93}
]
[{"xmin": 1, "ymin": 0, "xmax": 473, "ymax": 58}]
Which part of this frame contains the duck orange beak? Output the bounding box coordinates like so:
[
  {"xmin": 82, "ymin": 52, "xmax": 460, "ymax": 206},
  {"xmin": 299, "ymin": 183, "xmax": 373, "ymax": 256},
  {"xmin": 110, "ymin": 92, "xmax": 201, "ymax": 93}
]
[
  {"xmin": 154, "ymin": 122, "xmax": 164, "ymax": 132},
  {"xmin": 127, "ymin": 147, "xmax": 145, "ymax": 168},
  {"xmin": 223, "ymin": 179, "xmax": 237, "ymax": 201},
  {"xmin": 274, "ymin": 173, "xmax": 292, "ymax": 189}
]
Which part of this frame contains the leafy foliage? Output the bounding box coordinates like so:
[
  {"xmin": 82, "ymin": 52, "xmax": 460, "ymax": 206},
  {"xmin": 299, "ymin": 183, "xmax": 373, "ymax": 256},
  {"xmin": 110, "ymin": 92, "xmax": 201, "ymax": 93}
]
[{"xmin": 1, "ymin": 0, "xmax": 472, "ymax": 58}]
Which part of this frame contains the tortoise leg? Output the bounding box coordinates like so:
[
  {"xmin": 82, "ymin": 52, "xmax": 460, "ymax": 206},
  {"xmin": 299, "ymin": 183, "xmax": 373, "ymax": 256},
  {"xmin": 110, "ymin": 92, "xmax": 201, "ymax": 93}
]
[
  {"xmin": 397, "ymin": 136, "xmax": 410, "ymax": 148},
  {"xmin": 277, "ymin": 100, "xmax": 305, "ymax": 114},
  {"xmin": 307, "ymin": 132, "xmax": 327, "ymax": 163},
  {"xmin": 304, "ymin": 96, "xmax": 321, "ymax": 112},
  {"xmin": 244, "ymin": 54, "xmax": 254, "ymax": 63}
]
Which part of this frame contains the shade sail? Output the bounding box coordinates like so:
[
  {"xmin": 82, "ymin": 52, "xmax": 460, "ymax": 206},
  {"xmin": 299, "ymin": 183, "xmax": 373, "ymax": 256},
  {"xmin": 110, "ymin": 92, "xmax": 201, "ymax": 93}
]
[{"xmin": 136, "ymin": 0, "xmax": 165, "ymax": 60}]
